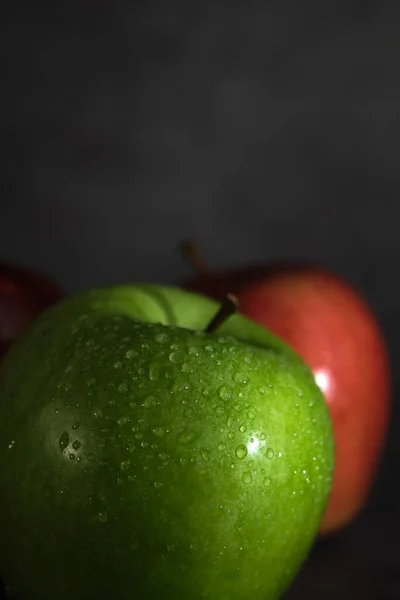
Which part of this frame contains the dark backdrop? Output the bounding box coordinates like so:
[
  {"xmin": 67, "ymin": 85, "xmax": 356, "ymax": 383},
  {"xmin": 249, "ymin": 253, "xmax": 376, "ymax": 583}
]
[{"xmin": 1, "ymin": 2, "xmax": 400, "ymax": 598}]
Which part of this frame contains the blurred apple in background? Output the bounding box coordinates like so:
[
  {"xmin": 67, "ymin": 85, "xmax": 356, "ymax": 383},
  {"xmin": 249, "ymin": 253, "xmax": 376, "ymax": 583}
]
[
  {"xmin": 0, "ymin": 261, "xmax": 64, "ymax": 360},
  {"xmin": 181, "ymin": 241, "xmax": 391, "ymax": 535}
]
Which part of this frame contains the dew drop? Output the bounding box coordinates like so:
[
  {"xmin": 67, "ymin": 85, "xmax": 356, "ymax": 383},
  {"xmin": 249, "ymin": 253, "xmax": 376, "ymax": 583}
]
[
  {"xmin": 181, "ymin": 362, "xmax": 192, "ymax": 373},
  {"xmin": 264, "ymin": 476, "xmax": 272, "ymax": 486},
  {"xmin": 98, "ymin": 511, "xmax": 108, "ymax": 523},
  {"xmin": 155, "ymin": 333, "xmax": 169, "ymax": 344},
  {"xmin": 242, "ymin": 471, "xmax": 252, "ymax": 484},
  {"xmin": 121, "ymin": 460, "xmax": 130, "ymax": 471},
  {"xmin": 226, "ymin": 416, "xmax": 234, "ymax": 428},
  {"xmin": 177, "ymin": 428, "xmax": 196, "ymax": 445},
  {"xmin": 217, "ymin": 442, "xmax": 226, "ymax": 452},
  {"xmin": 218, "ymin": 385, "xmax": 233, "ymax": 401},
  {"xmin": 266, "ymin": 448, "xmax": 275, "ymax": 460},
  {"xmin": 247, "ymin": 410, "xmax": 255, "ymax": 420},
  {"xmin": 201, "ymin": 448, "xmax": 210, "ymax": 462},
  {"xmin": 228, "ymin": 431, "xmax": 235, "ymax": 440},
  {"xmin": 235, "ymin": 444, "xmax": 248, "ymax": 459},
  {"xmin": 152, "ymin": 427, "xmax": 164, "ymax": 437},
  {"xmin": 59, "ymin": 431, "xmax": 69, "ymax": 452},
  {"xmin": 142, "ymin": 396, "xmax": 156, "ymax": 409},
  {"xmin": 113, "ymin": 361, "xmax": 122, "ymax": 370},
  {"xmin": 239, "ymin": 424, "xmax": 246, "ymax": 433},
  {"xmin": 87, "ymin": 453, "xmax": 95, "ymax": 462},
  {"xmin": 149, "ymin": 365, "xmax": 159, "ymax": 380},
  {"xmin": 69, "ymin": 453, "xmax": 75, "ymax": 460},
  {"xmin": 169, "ymin": 350, "xmax": 183, "ymax": 363},
  {"xmin": 233, "ymin": 372, "xmax": 248, "ymax": 385},
  {"xmin": 93, "ymin": 407, "xmax": 103, "ymax": 419},
  {"xmin": 72, "ymin": 440, "xmax": 81, "ymax": 451},
  {"xmin": 260, "ymin": 432, "xmax": 266, "ymax": 441},
  {"xmin": 117, "ymin": 416, "xmax": 129, "ymax": 426},
  {"xmin": 188, "ymin": 346, "xmax": 199, "ymax": 355},
  {"xmin": 118, "ymin": 382, "xmax": 127, "ymax": 393},
  {"xmin": 126, "ymin": 349, "xmax": 138, "ymax": 359},
  {"xmin": 153, "ymin": 481, "xmax": 162, "ymax": 489}
]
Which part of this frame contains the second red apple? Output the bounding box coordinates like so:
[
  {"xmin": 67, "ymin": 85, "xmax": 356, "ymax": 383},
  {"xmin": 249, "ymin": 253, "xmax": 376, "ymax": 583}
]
[{"xmin": 182, "ymin": 245, "xmax": 390, "ymax": 535}]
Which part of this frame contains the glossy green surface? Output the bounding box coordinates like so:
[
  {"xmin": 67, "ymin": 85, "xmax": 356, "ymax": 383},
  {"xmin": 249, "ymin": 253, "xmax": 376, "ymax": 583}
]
[{"xmin": 0, "ymin": 285, "xmax": 334, "ymax": 600}]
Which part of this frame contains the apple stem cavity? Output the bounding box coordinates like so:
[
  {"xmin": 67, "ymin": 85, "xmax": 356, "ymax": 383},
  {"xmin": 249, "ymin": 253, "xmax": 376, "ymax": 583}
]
[
  {"xmin": 180, "ymin": 240, "xmax": 210, "ymax": 277},
  {"xmin": 204, "ymin": 294, "xmax": 239, "ymax": 333}
]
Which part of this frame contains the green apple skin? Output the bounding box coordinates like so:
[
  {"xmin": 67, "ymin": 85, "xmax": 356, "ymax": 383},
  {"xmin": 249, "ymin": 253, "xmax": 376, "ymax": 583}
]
[{"xmin": 0, "ymin": 285, "xmax": 334, "ymax": 600}]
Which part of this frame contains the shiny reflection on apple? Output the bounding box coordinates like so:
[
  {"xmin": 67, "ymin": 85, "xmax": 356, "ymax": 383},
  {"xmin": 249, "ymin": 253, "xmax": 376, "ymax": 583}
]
[{"xmin": 314, "ymin": 368, "xmax": 333, "ymax": 400}]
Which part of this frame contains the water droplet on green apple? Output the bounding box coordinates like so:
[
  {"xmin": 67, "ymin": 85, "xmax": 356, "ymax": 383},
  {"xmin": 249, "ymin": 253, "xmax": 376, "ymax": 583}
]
[
  {"xmin": 72, "ymin": 422, "xmax": 80, "ymax": 430},
  {"xmin": 242, "ymin": 471, "xmax": 252, "ymax": 484},
  {"xmin": 72, "ymin": 440, "xmax": 81, "ymax": 450},
  {"xmin": 264, "ymin": 476, "xmax": 272, "ymax": 486},
  {"xmin": 233, "ymin": 372, "xmax": 248, "ymax": 385},
  {"xmin": 235, "ymin": 444, "xmax": 247, "ymax": 459},
  {"xmin": 177, "ymin": 428, "xmax": 196, "ymax": 445},
  {"xmin": 98, "ymin": 511, "xmax": 108, "ymax": 523},
  {"xmin": 169, "ymin": 351, "xmax": 181, "ymax": 363},
  {"xmin": 266, "ymin": 448, "xmax": 274, "ymax": 460},
  {"xmin": 126, "ymin": 349, "xmax": 138, "ymax": 359},
  {"xmin": 155, "ymin": 333, "xmax": 169, "ymax": 344},
  {"xmin": 217, "ymin": 442, "xmax": 226, "ymax": 451},
  {"xmin": 142, "ymin": 396, "xmax": 156, "ymax": 409},
  {"xmin": 69, "ymin": 453, "xmax": 75, "ymax": 460},
  {"xmin": 153, "ymin": 481, "xmax": 162, "ymax": 489},
  {"xmin": 93, "ymin": 407, "xmax": 103, "ymax": 419},
  {"xmin": 260, "ymin": 432, "xmax": 266, "ymax": 440},
  {"xmin": 59, "ymin": 431, "xmax": 69, "ymax": 452},
  {"xmin": 218, "ymin": 385, "xmax": 233, "ymax": 401},
  {"xmin": 149, "ymin": 365, "xmax": 160, "ymax": 380},
  {"xmin": 247, "ymin": 410, "xmax": 255, "ymax": 420},
  {"xmin": 239, "ymin": 424, "xmax": 246, "ymax": 433},
  {"xmin": 113, "ymin": 361, "xmax": 122, "ymax": 370},
  {"xmin": 201, "ymin": 448, "xmax": 210, "ymax": 461},
  {"xmin": 87, "ymin": 453, "xmax": 95, "ymax": 462},
  {"xmin": 118, "ymin": 382, "xmax": 127, "ymax": 393},
  {"xmin": 153, "ymin": 427, "xmax": 164, "ymax": 437},
  {"xmin": 228, "ymin": 431, "xmax": 235, "ymax": 440}
]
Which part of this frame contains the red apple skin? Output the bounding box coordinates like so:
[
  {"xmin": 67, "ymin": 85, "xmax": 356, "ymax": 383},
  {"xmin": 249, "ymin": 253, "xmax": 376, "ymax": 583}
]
[
  {"xmin": 0, "ymin": 261, "xmax": 64, "ymax": 360},
  {"xmin": 184, "ymin": 263, "xmax": 391, "ymax": 535}
]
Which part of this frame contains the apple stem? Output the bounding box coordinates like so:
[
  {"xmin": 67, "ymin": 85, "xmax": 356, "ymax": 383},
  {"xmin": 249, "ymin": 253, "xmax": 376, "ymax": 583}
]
[
  {"xmin": 204, "ymin": 294, "xmax": 239, "ymax": 333},
  {"xmin": 180, "ymin": 240, "xmax": 210, "ymax": 276}
]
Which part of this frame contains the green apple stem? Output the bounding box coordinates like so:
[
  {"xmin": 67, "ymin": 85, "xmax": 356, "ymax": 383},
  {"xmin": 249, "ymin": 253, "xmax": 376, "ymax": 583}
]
[
  {"xmin": 180, "ymin": 240, "xmax": 210, "ymax": 277},
  {"xmin": 204, "ymin": 293, "xmax": 239, "ymax": 333}
]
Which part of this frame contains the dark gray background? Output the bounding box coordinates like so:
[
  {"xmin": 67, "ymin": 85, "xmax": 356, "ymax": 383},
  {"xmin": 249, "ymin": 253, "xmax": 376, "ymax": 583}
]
[{"xmin": 1, "ymin": 1, "xmax": 400, "ymax": 598}]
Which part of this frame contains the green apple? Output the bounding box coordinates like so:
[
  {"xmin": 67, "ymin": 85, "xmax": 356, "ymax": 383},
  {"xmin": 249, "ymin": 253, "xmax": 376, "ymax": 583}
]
[{"xmin": 0, "ymin": 285, "xmax": 334, "ymax": 600}]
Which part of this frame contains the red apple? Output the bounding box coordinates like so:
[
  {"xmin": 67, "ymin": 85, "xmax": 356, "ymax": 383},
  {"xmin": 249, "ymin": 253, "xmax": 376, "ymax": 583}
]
[
  {"xmin": 0, "ymin": 261, "xmax": 64, "ymax": 360},
  {"xmin": 181, "ymin": 242, "xmax": 391, "ymax": 535}
]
